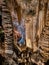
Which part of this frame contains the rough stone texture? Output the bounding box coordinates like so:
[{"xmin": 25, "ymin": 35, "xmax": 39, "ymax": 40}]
[{"xmin": 0, "ymin": 0, "xmax": 49, "ymax": 65}]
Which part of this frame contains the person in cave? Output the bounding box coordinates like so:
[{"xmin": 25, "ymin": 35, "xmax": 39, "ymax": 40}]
[
  {"xmin": 13, "ymin": 18, "xmax": 25, "ymax": 47},
  {"xmin": 12, "ymin": 12, "xmax": 25, "ymax": 47}
]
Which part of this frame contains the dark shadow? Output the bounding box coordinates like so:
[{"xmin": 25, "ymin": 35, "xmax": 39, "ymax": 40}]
[
  {"xmin": 18, "ymin": 63, "xmax": 25, "ymax": 65},
  {"xmin": 0, "ymin": 15, "xmax": 5, "ymax": 43},
  {"xmin": 33, "ymin": 63, "xmax": 37, "ymax": 65},
  {"xmin": 0, "ymin": 15, "xmax": 2, "ymax": 27},
  {"xmin": 31, "ymin": 62, "xmax": 37, "ymax": 65},
  {"xmin": 0, "ymin": 54, "xmax": 5, "ymax": 65},
  {"xmin": 45, "ymin": 60, "xmax": 49, "ymax": 65}
]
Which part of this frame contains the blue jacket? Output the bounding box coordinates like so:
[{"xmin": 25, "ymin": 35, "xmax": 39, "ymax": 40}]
[{"xmin": 13, "ymin": 19, "xmax": 25, "ymax": 45}]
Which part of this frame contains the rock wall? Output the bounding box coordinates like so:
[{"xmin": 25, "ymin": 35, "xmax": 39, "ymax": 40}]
[{"xmin": 0, "ymin": 0, "xmax": 49, "ymax": 65}]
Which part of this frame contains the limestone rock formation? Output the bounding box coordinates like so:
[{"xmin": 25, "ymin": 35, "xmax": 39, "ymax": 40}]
[{"xmin": 0, "ymin": 0, "xmax": 49, "ymax": 65}]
